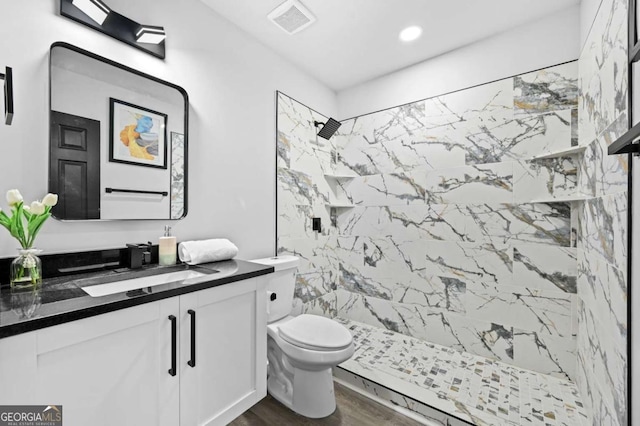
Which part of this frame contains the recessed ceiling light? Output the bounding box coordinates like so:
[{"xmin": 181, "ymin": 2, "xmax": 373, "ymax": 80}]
[{"xmin": 399, "ymin": 25, "xmax": 422, "ymax": 42}]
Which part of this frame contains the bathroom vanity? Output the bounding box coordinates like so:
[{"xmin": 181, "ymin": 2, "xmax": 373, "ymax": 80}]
[{"xmin": 0, "ymin": 259, "xmax": 273, "ymax": 426}]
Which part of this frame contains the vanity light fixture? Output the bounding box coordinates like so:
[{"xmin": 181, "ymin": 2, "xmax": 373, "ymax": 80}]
[
  {"xmin": 314, "ymin": 118, "xmax": 341, "ymax": 140},
  {"xmin": 0, "ymin": 66, "xmax": 13, "ymax": 125},
  {"xmin": 60, "ymin": 0, "xmax": 166, "ymax": 59},
  {"xmin": 71, "ymin": 0, "xmax": 111, "ymax": 25},
  {"xmin": 136, "ymin": 25, "xmax": 166, "ymax": 44},
  {"xmin": 399, "ymin": 25, "xmax": 423, "ymax": 43}
]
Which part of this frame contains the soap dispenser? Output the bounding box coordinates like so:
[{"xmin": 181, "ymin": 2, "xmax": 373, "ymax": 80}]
[{"xmin": 159, "ymin": 226, "xmax": 177, "ymax": 266}]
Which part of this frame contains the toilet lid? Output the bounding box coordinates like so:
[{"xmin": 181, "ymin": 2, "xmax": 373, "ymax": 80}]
[{"xmin": 278, "ymin": 315, "xmax": 353, "ymax": 351}]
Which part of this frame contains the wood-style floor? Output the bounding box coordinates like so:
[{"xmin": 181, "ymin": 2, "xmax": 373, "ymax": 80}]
[{"xmin": 230, "ymin": 382, "xmax": 424, "ymax": 426}]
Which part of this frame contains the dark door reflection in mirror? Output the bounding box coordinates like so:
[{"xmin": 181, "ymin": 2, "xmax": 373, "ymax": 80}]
[
  {"xmin": 50, "ymin": 111, "xmax": 101, "ymax": 219},
  {"xmin": 49, "ymin": 42, "xmax": 188, "ymax": 220}
]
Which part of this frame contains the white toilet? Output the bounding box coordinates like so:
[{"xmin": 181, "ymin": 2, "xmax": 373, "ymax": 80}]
[{"xmin": 250, "ymin": 255, "xmax": 355, "ymax": 418}]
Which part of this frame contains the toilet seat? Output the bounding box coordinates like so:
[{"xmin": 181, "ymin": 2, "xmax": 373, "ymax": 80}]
[{"xmin": 278, "ymin": 314, "xmax": 353, "ymax": 351}]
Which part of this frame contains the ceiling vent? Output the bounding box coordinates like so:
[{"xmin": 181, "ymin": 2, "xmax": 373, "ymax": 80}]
[{"xmin": 267, "ymin": 0, "xmax": 316, "ymax": 35}]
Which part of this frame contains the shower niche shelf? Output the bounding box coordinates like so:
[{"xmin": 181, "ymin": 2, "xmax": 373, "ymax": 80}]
[
  {"xmin": 527, "ymin": 193, "xmax": 592, "ymax": 203},
  {"xmin": 324, "ymin": 173, "xmax": 358, "ymax": 180},
  {"xmin": 530, "ymin": 145, "xmax": 586, "ymax": 160},
  {"xmin": 325, "ymin": 203, "xmax": 355, "ymax": 208}
]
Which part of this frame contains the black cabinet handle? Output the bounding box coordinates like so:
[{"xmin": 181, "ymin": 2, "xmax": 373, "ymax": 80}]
[
  {"xmin": 187, "ymin": 309, "xmax": 196, "ymax": 368},
  {"xmin": 168, "ymin": 315, "xmax": 177, "ymax": 376}
]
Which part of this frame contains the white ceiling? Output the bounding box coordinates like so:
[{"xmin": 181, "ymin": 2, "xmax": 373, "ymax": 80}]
[{"xmin": 200, "ymin": 0, "xmax": 580, "ymax": 92}]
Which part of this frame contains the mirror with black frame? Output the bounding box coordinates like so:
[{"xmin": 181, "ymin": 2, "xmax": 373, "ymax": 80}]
[{"xmin": 49, "ymin": 42, "xmax": 188, "ymax": 220}]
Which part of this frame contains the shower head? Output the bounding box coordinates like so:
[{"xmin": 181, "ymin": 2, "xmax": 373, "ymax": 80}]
[{"xmin": 314, "ymin": 118, "xmax": 341, "ymax": 140}]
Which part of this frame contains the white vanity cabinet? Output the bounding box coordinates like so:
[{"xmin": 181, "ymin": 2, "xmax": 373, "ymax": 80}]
[
  {"xmin": 0, "ymin": 276, "xmax": 267, "ymax": 426},
  {"xmin": 179, "ymin": 277, "xmax": 267, "ymax": 425}
]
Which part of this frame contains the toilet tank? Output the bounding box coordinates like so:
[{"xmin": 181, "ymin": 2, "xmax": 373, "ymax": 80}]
[{"xmin": 250, "ymin": 255, "xmax": 299, "ymax": 323}]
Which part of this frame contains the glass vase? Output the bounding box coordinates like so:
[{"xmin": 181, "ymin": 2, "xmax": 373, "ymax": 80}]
[{"xmin": 10, "ymin": 248, "xmax": 43, "ymax": 318}]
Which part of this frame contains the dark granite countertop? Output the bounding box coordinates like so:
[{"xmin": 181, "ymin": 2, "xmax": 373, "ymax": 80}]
[{"xmin": 0, "ymin": 259, "xmax": 274, "ymax": 339}]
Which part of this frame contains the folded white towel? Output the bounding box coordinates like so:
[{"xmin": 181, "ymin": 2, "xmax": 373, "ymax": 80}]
[{"xmin": 178, "ymin": 239, "xmax": 239, "ymax": 265}]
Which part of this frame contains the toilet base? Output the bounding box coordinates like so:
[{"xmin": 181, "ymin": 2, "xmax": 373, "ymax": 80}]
[{"xmin": 268, "ymin": 366, "xmax": 336, "ymax": 418}]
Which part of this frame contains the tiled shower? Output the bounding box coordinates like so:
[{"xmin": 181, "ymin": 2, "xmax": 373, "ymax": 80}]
[{"xmin": 277, "ymin": 0, "xmax": 628, "ymax": 423}]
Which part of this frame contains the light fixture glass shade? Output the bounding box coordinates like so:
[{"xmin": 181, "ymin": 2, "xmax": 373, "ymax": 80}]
[
  {"xmin": 136, "ymin": 25, "xmax": 166, "ymax": 44},
  {"xmin": 72, "ymin": 0, "xmax": 110, "ymax": 25}
]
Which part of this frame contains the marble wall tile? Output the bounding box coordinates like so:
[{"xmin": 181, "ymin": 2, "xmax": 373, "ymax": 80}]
[
  {"xmin": 595, "ymin": 129, "xmax": 629, "ymax": 198},
  {"xmin": 576, "ymin": 300, "xmax": 626, "ymax": 425},
  {"xmin": 170, "ymin": 132, "xmax": 185, "ymax": 219},
  {"xmin": 277, "ymin": 62, "xmax": 585, "ymax": 382},
  {"xmin": 513, "ymin": 244, "xmax": 577, "ymax": 293},
  {"xmin": 514, "ymin": 61, "xmax": 579, "ymax": 115},
  {"xmin": 424, "ymin": 162, "xmax": 513, "ymax": 204},
  {"xmin": 277, "ymin": 130, "xmax": 291, "ymax": 169},
  {"xmin": 465, "ymin": 282, "xmax": 575, "ymax": 338},
  {"xmin": 292, "ymin": 290, "xmax": 338, "ymax": 317},
  {"xmin": 406, "ymin": 142, "xmax": 467, "ymax": 171},
  {"xmin": 513, "ymin": 329, "xmax": 576, "ymax": 380},
  {"xmin": 463, "ymin": 110, "xmax": 571, "ymax": 164},
  {"xmin": 571, "ymin": 109, "xmax": 578, "ymax": 146},
  {"xmin": 423, "ymin": 78, "xmax": 514, "ymax": 127},
  {"xmin": 577, "ymin": 138, "xmax": 599, "ymax": 197},
  {"xmin": 579, "ymin": 116, "xmax": 629, "ymax": 201},
  {"xmin": 362, "ymin": 236, "xmax": 426, "ymax": 275},
  {"xmin": 337, "ymin": 203, "xmax": 573, "ymax": 247},
  {"xmin": 577, "ymin": 249, "xmax": 626, "ymax": 353},
  {"xmin": 344, "ymin": 101, "xmax": 428, "ymax": 146},
  {"xmin": 277, "ymin": 236, "xmax": 337, "ymax": 303},
  {"xmin": 444, "ymin": 314, "xmax": 514, "ymax": 362},
  {"xmin": 277, "ymin": 167, "xmax": 329, "ymax": 206},
  {"xmin": 335, "ymin": 129, "xmax": 434, "ymax": 176},
  {"xmin": 290, "ymin": 143, "xmax": 332, "ymax": 181},
  {"xmin": 334, "ymin": 171, "xmax": 427, "ymax": 206},
  {"xmin": 578, "ymin": 0, "xmax": 628, "ymax": 145},
  {"xmin": 277, "ymin": 203, "xmax": 334, "ymax": 238},
  {"xmin": 334, "ymin": 289, "xmax": 515, "ymax": 363},
  {"xmin": 462, "ymin": 203, "xmax": 572, "ymax": 246},
  {"xmin": 419, "ymin": 109, "xmax": 572, "ymax": 166},
  {"xmin": 513, "ymin": 158, "xmax": 577, "ymax": 203},
  {"xmin": 338, "ymin": 236, "xmax": 468, "ymax": 314},
  {"xmin": 579, "ymin": 191, "xmax": 628, "ymax": 273},
  {"xmin": 335, "ymin": 103, "xmax": 439, "ymax": 176},
  {"xmin": 335, "ymin": 205, "xmax": 469, "ymax": 241},
  {"xmin": 277, "ymin": 92, "xmax": 331, "ymax": 151},
  {"xmin": 424, "ymin": 241, "xmax": 512, "ymax": 286},
  {"xmin": 576, "ymin": 0, "xmax": 629, "ymax": 423},
  {"xmin": 500, "ymin": 110, "xmax": 573, "ymax": 160}
]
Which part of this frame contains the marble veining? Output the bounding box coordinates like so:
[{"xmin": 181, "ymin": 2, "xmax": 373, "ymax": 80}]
[
  {"xmin": 170, "ymin": 132, "xmax": 185, "ymax": 219},
  {"xmin": 277, "ymin": 61, "xmax": 581, "ymax": 395},
  {"xmin": 514, "ymin": 62, "xmax": 579, "ymax": 115},
  {"xmin": 577, "ymin": 0, "xmax": 627, "ymax": 146},
  {"xmin": 424, "ymin": 163, "xmax": 513, "ymax": 204},
  {"xmin": 513, "ymin": 158, "xmax": 577, "ymax": 203},
  {"xmin": 513, "ymin": 245, "xmax": 577, "ymax": 293},
  {"xmin": 338, "ymin": 318, "xmax": 587, "ymax": 425},
  {"xmin": 575, "ymin": 0, "xmax": 629, "ymax": 424}
]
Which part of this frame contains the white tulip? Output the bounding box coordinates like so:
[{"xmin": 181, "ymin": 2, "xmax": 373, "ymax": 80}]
[
  {"xmin": 42, "ymin": 193, "xmax": 58, "ymax": 207},
  {"xmin": 30, "ymin": 201, "xmax": 45, "ymax": 215},
  {"xmin": 23, "ymin": 205, "xmax": 30, "ymax": 212},
  {"xmin": 6, "ymin": 189, "xmax": 23, "ymax": 206}
]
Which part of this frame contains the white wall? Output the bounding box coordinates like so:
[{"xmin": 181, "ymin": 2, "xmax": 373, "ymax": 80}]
[
  {"xmin": 580, "ymin": 0, "xmax": 604, "ymax": 49},
  {"xmin": 337, "ymin": 5, "xmax": 581, "ymax": 119},
  {"xmin": 0, "ymin": 0, "xmax": 336, "ymax": 258}
]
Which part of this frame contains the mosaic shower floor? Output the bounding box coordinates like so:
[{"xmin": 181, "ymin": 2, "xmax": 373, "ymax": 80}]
[{"xmin": 336, "ymin": 319, "xmax": 588, "ymax": 426}]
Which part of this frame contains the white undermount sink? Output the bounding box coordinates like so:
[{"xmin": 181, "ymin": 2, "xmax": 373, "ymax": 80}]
[{"xmin": 79, "ymin": 269, "xmax": 209, "ymax": 297}]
